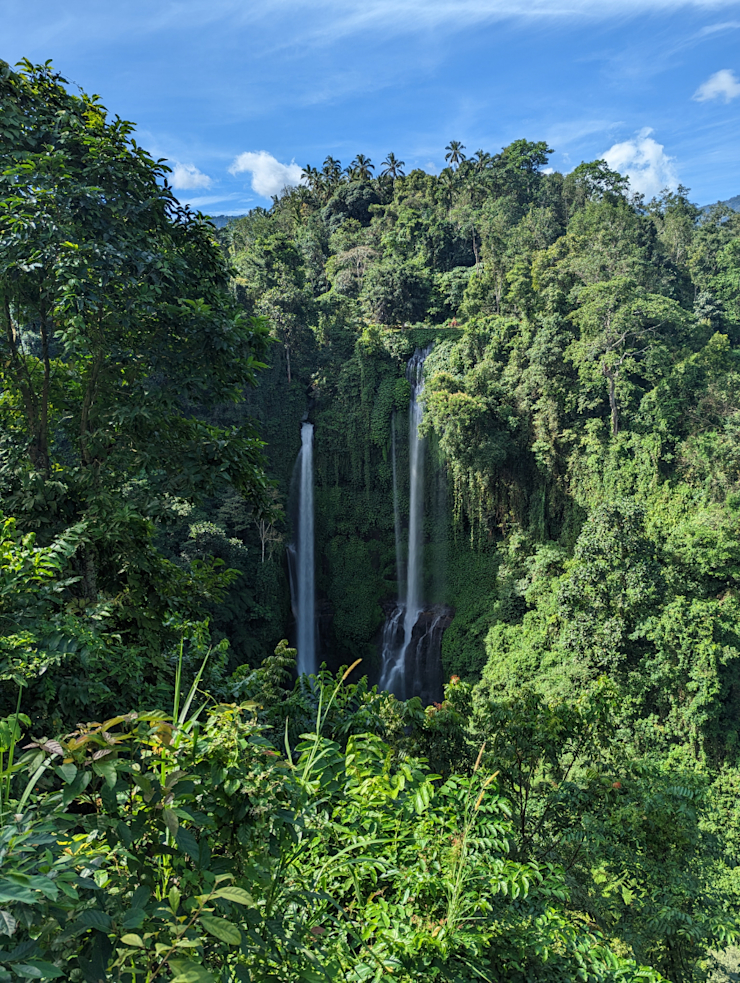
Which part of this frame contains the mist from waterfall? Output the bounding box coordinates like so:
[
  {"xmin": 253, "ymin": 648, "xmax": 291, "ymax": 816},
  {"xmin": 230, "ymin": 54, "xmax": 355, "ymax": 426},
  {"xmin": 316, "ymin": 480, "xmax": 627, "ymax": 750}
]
[{"xmin": 296, "ymin": 421, "xmax": 315, "ymax": 676}]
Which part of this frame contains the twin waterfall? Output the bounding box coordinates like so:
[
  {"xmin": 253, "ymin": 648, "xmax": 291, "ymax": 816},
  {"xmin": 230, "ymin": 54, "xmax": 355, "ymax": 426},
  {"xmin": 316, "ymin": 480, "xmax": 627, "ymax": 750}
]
[{"xmin": 289, "ymin": 349, "xmax": 448, "ymax": 702}]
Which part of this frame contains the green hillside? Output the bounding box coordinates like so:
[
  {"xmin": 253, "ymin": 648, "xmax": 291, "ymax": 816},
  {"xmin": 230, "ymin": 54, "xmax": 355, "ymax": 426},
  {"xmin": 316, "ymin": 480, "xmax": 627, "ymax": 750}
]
[{"xmin": 3, "ymin": 60, "xmax": 740, "ymax": 982}]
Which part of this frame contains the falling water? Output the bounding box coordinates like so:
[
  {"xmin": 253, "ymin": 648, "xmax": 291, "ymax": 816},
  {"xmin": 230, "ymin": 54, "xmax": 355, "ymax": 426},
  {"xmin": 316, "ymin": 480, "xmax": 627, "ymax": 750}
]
[
  {"xmin": 296, "ymin": 421, "xmax": 316, "ymax": 676},
  {"xmin": 391, "ymin": 412, "xmax": 402, "ymax": 593},
  {"xmin": 379, "ymin": 347, "xmax": 431, "ymax": 698},
  {"xmin": 402, "ymin": 348, "xmax": 429, "ymax": 658}
]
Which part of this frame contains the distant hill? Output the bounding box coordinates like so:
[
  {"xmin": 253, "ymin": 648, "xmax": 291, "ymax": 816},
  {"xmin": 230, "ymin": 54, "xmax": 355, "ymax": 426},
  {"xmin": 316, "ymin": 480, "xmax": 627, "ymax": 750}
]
[
  {"xmin": 700, "ymin": 194, "xmax": 740, "ymax": 213},
  {"xmin": 207, "ymin": 214, "xmax": 246, "ymax": 228}
]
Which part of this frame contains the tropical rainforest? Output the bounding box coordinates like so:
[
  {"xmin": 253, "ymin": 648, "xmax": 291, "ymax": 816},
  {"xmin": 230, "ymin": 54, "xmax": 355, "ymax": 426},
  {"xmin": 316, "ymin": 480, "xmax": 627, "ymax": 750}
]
[{"xmin": 1, "ymin": 58, "xmax": 740, "ymax": 983}]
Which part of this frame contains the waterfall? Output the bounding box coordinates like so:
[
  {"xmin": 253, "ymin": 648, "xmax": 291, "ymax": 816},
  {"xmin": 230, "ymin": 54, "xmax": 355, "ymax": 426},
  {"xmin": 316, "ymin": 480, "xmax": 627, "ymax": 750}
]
[
  {"xmin": 296, "ymin": 421, "xmax": 316, "ymax": 676},
  {"xmin": 402, "ymin": 347, "xmax": 429, "ymax": 658},
  {"xmin": 391, "ymin": 411, "xmax": 402, "ymax": 593},
  {"xmin": 404, "ymin": 605, "xmax": 453, "ymax": 706},
  {"xmin": 379, "ymin": 347, "xmax": 432, "ymax": 699}
]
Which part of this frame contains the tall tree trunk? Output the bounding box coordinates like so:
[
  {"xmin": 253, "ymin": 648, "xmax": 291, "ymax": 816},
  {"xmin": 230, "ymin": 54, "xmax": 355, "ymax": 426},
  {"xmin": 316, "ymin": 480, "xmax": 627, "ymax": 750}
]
[
  {"xmin": 80, "ymin": 350, "xmax": 104, "ymax": 465},
  {"xmin": 3, "ymin": 294, "xmax": 42, "ymax": 465},
  {"xmin": 38, "ymin": 303, "xmax": 51, "ymax": 474},
  {"xmin": 81, "ymin": 546, "xmax": 98, "ymax": 603},
  {"xmin": 603, "ymin": 363, "xmax": 619, "ymax": 436}
]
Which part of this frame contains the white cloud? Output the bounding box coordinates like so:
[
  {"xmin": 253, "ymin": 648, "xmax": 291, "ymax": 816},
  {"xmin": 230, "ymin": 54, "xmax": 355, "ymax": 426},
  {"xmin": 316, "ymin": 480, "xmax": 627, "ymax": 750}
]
[
  {"xmin": 692, "ymin": 68, "xmax": 740, "ymax": 102},
  {"xmin": 229, "ymin": 151, "xmax": 305, "ymax": 198},
  {"xmin": 603, "ymin": 128, "xmax": 678, "ymax": 199},
  {"xmin": 169, "ymin": 162, "xmax": 213, "ymax": 190}
]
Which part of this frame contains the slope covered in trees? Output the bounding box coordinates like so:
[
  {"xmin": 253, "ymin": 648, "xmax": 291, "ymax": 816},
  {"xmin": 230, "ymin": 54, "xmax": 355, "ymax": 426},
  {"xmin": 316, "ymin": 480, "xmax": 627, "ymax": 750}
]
[{"xmin": 2, "ymin": 60, "xmax": 740, "ymax": 982}]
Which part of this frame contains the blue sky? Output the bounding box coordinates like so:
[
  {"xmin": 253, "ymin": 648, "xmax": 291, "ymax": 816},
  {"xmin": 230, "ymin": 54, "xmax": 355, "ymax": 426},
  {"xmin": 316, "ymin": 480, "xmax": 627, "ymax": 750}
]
[{"xmin": 3, "ymin": 0, "xmax": 740, "ymax": 213}]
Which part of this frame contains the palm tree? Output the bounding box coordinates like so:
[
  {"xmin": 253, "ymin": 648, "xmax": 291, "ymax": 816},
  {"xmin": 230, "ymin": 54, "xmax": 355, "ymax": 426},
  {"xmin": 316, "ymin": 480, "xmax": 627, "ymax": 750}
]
[
  {"xmin": 349, "ymin": 154, "xmax": 375, "ymax": 181},
  {"xmin": 322, "ymin": 156, "xmax": 343, "ymax": 185},
  {"xmin": 380, "ymin": 152, "xmax": 406, "ymax": 179},
  {"xmin": 301, "ymin": 164, "xmax": 324, "ymax": 194},
  {"xmin": 472, "ymin": 149, "xmax": 492, "ymax": 173},
  {"xmin": 444, "ymin": 140, "xmax": 467, "ymax": 169},
  {"xmin": 439, "ymin": 166, "xmax": 456, "ymax": 212}
]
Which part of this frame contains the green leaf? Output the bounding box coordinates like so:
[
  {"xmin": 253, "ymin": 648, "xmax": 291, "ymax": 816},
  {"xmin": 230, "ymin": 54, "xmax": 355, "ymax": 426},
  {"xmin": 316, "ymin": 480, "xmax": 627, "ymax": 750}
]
[
  {"xmin": 163, "ymin": 807, "xmax": 179, "ymax": 836},
  {"xmin": 121, "ymin": 907, "xmax": 145, "ymax": 930},
  {"xmin": 55, "ymin": 763, "xmax": 77, "ymax": 784},
  {"xmin": 92, "ymin": 758, "xmax": 117, "ymax": 788},
  {"xmin": 199, "ymin": 914, "xmax": 242, "ymax": 945},
  {"xmin": 0, "ymin": 880, "xmax": 36, "ymax": 904},
  {"xmin": 12, "ymin": 963, "xmax": 64, "ymax": 979},
  {"xmin": 75, "ymin": 909, "xmax": 113, "ymax": 932},
  {"xmin": 175, "ymin": 827, "xmax": 199, "ymax": 858},
  {"xmin": 169, "ymin": 960, "xmax": 217, "ymax": 983},
  {"xmin": 169, "ymin": 886, "xmax": 181, "ymax": 913},
  {"xmin": 214, "ymin": 886, "xmax": 253, "ymax": 906},
  {"xmin": 120, "ymin": 933, "xmax": 145, "ymax": 948},
  {"xmin": 0, "ymin": 909, "xmax": 17, "ymax": 936},
  {"xmin": 115, "ymin": 821, "xmax": 132, "ymax": 848}
]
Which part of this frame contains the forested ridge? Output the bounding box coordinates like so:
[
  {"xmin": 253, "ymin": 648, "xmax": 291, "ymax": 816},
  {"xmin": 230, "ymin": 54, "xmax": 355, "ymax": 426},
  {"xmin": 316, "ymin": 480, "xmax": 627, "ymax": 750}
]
[{"xmin": 2, "ymin": 59, "xmax": 740, "ymax": 982}]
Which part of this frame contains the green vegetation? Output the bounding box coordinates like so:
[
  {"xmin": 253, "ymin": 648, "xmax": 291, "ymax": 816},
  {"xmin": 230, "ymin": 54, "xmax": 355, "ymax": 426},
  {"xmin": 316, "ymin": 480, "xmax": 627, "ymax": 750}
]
[{"xmin": 2, "ymin": 59, "xmax": 740, "ymax": 980}]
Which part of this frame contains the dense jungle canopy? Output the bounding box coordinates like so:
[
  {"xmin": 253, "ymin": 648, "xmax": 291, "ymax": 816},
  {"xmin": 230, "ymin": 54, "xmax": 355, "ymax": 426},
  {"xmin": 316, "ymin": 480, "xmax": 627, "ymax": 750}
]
[{"xmin": 2, "ymin": 59, "xmax": 740, "ymax": 983}]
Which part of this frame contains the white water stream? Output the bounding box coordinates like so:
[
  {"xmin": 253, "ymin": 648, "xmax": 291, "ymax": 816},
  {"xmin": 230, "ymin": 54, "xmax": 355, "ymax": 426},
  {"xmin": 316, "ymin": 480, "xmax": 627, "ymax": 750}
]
[
  {"xmin": 379, "ymin": 347, "xmax": 431, "ymax": 698},
  {"xmin": 296, "ymin": 421, "xmax": 315, "ymax": 676},
  {"xmin": 402, "ymin": 348, "xmax": 429, "ymax": 657}
]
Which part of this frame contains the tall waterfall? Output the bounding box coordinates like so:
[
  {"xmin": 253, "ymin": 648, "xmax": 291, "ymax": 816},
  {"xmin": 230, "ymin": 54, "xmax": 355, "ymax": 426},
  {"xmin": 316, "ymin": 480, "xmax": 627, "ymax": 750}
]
[
  {"xmin": 391, "ymin": 411, "xmax": 402, "ymax": 593},
  {"xmin": 402, "ymin": 348, "xmax": 429, "ymax": 657},
  {"xmin": 379, "ymin": 347, "xmax": 432, "ymax": 699},
  {"xmin": 296, "ymin": 421, "xmax": 316, "ymax": 676}
]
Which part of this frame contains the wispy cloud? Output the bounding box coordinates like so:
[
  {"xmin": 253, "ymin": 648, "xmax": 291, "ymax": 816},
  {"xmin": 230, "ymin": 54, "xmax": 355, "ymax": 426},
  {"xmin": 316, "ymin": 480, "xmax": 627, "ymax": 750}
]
[
  {"xmin": 545, "ymin": 118, "xmax": 622, "ymax": 147},
  {"xmin": 603, "ymin": 128, "xmax": 678, "ymax": 198},
  {"xmin": 170, "ymin": 162, "xmax": 213, "ymax": 190},
  {"xmin": 229, "ymin": 151, "xmax": 305, "ymax": 198},
  {"xmin": 697, "ymin": 19, "xmax": 740, "ymax": 35},
  {"xmin": 249, "ymin": 0, "xmax": 740, "ymax": 48},
  {"xmin": 693, "ymin": 68, "xmax": 740, "ymax": 102},
  {"xmin": 9, "ymin": 0, "xmax": 740, "ymax": 53}
]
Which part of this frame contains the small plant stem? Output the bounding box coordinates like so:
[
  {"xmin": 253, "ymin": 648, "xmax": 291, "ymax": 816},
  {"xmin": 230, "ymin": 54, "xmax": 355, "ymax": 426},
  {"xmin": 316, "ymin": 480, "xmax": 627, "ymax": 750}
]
[
  {"xmin": 173, "ymin": 635, "xmax": 184, "ymax": 727},
  {"xmin": 148, "ymin": 889, "xmax": 215, "ymax": 980},
  {"xmin": 4, "ymin": 685, "xmax": 23, "ymax": 812}
]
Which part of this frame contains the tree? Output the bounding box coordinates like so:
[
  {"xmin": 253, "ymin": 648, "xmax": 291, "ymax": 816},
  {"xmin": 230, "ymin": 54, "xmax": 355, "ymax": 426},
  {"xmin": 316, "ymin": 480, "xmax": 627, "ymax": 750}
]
[
  {"xmin": 321, "ymin": 155, "xmax": 343, "ymax": 188},
  {"xmin": 564, "ymin": 159, "xmax": 629, "ymax": 204},
  {"xmin": 444, "ymin": 140, "xmax": 467, "ymax": 168},
  {"xmin": 300, "ymin": 163, "xmax": 324, "ymax": 196},
  {"xmin": 348, "ymin": 154, "xmax": 375, "ymax": 181},
  {"xmin": 567, "ymin": 276, "xmax": 687, "ymax": 436},
  {"xmin": 500, "ymin": 138, "xmax": 552, "ymax": 173},
  {"xmin": 471, "ymin": 148, "xmax": 492, "ymax": 173},
  {"xmin": 0, "ymin": 59, "xmax": 269, "ymax": 647},
  {"xmin": 381, "ymin": 152, "xmax": 406, "ymax": 179},
  {"xmin": 360, "ymin": 260, "xmax": 430, "ymax": 324}
]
